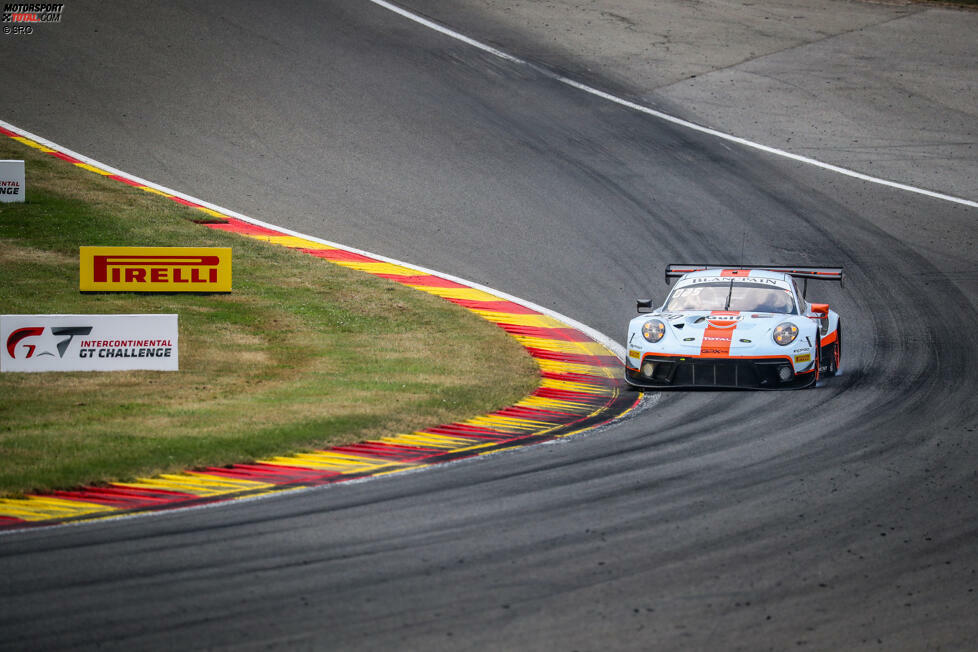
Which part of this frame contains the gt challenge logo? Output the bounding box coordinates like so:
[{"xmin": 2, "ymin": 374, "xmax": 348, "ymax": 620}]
[
  {"xmin": 6, "ymin": 325, "xmax": 90, "ymax": 359},
  {"xmin": 5, "ymin": 326, "xmax": 173, "ymax": 361},
  {"xmin": 1, "ymin": 315, "xmax": 179, "ymax": 372}
]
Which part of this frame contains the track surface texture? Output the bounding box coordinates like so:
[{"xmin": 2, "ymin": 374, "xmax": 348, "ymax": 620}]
[{"xmin": 1, "ymin": 1, "xmax": 976, "ymax": 650}]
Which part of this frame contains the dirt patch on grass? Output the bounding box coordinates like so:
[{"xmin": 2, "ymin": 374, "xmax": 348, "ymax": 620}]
[{"xmin": 0, "ymin": 239, "xmax": 76, "ymax": 266}]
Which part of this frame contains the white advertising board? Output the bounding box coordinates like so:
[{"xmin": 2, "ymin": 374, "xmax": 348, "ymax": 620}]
[
  {"xmin": 0, "ymin": 160, "xmax": 25, "ymax": 203},
  {"xmin": 1, "ymin": 314, "xmax": 178, "ymax": 372}
]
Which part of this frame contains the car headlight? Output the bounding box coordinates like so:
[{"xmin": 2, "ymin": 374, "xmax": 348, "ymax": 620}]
[
  {"xmin": 773, "ymin": 322, "xmax": 799, "ymax": 346},
  {"xmin": 642, "ymin": 319, "xmax": 665, "ymax": 343}
]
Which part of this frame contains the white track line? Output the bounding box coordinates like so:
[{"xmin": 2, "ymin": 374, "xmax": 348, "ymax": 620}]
[{"xmin": 369, "ymin": 0, "xmax": 978, "ymax": 211}]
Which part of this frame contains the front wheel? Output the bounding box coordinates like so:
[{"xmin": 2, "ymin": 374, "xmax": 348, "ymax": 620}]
[{"xmin": 811, "ymin": 334, "xmax": 821, "ymax": 387}]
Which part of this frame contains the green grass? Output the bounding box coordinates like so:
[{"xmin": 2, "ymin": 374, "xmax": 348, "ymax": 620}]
[{"xmin": 0, "ymin": 138, "xmax": 540, "ymax": 497}]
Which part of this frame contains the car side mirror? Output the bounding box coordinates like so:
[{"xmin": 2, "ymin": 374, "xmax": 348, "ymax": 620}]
[
  {"xmin": 637, "ymin": 299, "xmax": 654, "ymax": 313},
  {"xmin": 810, "ymin": 303, "xmax": 829, "ymax": 318}
]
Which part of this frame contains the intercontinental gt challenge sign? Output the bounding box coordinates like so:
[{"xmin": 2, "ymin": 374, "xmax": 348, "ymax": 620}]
[
  {"xmin": 1, "ymin": 314, "xmax": 178, "ymax": 372},
  {"xmin": 0, "ymin": 160, "xmax": 25, "ymax": 203}
]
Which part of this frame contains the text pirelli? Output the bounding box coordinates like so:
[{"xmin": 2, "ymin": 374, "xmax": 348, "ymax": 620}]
[{"xmin": 79, "ymin": 246, "xmax": 232, "ymax": 292}]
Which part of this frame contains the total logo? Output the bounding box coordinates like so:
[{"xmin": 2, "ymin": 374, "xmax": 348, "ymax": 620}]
[{"xmin": 5, "ymin": 325, "xmax": 91, "ymax": 359}]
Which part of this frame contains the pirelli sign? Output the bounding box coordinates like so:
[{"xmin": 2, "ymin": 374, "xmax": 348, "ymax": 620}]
[{"xmin": 80, "ymin": 247, "xmax": 232, "ymax": 292}]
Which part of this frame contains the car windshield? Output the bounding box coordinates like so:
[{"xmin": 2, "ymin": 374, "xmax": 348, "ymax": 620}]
[{"xmin": 664, "ymin": 282, "xmax": 796, "ymax": 314}]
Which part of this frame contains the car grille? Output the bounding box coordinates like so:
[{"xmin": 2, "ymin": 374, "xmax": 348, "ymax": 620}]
[{"xmin": 644, "ymin": 357, "xmax": 787, "ymax": 388}]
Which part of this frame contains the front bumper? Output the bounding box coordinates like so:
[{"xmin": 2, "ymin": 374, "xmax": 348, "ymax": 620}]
[{"xmin": 624, "ymin": 355, "xmax": 815, "ymax": 390}]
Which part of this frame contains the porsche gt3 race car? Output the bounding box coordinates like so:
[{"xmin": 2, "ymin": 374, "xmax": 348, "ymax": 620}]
[{"xmin": 625, "ymin": 265, "xmax": 844, "ymax": 389}]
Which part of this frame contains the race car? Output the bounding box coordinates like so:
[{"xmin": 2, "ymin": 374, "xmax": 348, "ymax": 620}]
[{"xmin": 625, "ymin": 265, "xmax": 844, "ymax": 389}]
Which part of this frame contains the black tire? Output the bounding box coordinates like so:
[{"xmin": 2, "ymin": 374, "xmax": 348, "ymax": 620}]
[{"xmin": 825, "ymin": 321, "xmax": 842, "ymax": 377}]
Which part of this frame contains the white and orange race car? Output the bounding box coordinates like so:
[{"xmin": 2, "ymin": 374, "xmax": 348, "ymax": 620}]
[{"xmin": 625, "ymin": 265, "xmax": 844, "ymax": 389}]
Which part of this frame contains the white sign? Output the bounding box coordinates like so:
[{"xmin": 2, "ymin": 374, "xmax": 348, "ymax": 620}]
[
  {"xmin": 1, "ymin": 314, "xmax": 178, "ymax": 372},
  {"xmin": 0, "ymin": 160, "xmax": 25, "ymax": 203}
]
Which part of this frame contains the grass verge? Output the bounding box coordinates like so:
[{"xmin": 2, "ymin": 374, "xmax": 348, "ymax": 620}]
[{"xmin": 0, "ymin": 137, "xmax": 540, "ymax": 497}]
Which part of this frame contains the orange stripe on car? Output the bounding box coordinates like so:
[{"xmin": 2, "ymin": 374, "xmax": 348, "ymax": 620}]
[{"xmin": 699, "ymin": 310, "xmax": 738, "ymax": 357}]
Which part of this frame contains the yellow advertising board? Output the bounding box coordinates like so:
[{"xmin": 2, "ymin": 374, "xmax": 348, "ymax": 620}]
[{"xmin": 79, "ymin": 247, "xmax": 232, "ymax": 292}]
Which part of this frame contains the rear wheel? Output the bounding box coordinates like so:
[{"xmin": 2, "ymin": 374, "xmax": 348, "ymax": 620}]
[{"xmin": 824, "ymin": 321, "xmax": 842, "ymax": 377}]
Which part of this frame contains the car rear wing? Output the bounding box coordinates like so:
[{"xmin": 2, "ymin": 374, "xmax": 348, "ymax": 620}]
[{"xmin": 665, "ymin": 264, "xmax": 844, "ymax": 296}]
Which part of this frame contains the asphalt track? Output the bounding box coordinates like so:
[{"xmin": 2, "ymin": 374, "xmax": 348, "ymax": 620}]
[{"xmin": 1, "ymin": 1, "xmax": 976, "ymax": 649}]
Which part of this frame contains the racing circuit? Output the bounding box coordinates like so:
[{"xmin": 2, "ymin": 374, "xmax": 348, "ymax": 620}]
[{"xmin": 1, "ymin": 1, "xmax": 977, "ymax": 649}]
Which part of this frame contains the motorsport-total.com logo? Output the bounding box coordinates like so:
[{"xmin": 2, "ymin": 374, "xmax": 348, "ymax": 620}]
[{"xmin": 2, "ymin": 2, "xmax": 63, "ymax": 34}]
